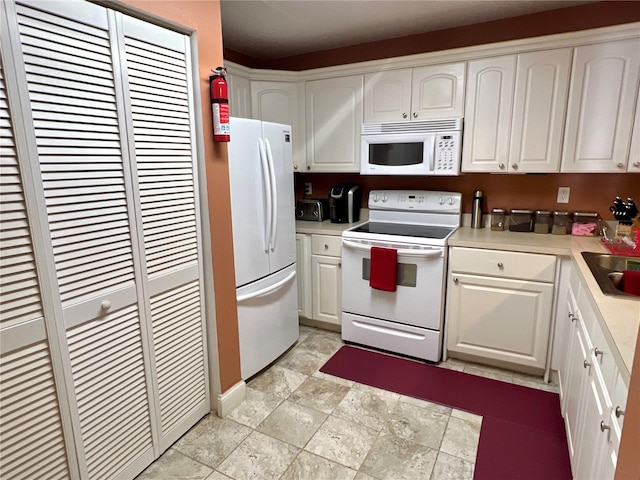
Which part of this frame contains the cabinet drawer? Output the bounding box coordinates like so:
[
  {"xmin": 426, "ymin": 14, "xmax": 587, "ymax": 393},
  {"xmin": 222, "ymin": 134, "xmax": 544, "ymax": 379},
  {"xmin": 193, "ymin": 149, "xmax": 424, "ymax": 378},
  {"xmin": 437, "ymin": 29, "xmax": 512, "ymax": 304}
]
[
  {"xmin": 312, "ymin": 235, "xmax": 342, "ymax": 257},
  {"xmin": 589, "ymin": 315, "xmax": 618, "ymax": 396},
  {"xmin": 449, "ymin": 247, "xmax": 556, "ymax": 282}
]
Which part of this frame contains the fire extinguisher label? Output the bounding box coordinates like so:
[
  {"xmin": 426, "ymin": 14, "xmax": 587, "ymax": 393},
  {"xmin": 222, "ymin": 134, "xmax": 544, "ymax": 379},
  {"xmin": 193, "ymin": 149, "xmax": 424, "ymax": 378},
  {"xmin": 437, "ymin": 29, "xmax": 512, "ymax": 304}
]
[{"xmin": 213, "ymin": 103, "xmax": 230, "ymax": 135}]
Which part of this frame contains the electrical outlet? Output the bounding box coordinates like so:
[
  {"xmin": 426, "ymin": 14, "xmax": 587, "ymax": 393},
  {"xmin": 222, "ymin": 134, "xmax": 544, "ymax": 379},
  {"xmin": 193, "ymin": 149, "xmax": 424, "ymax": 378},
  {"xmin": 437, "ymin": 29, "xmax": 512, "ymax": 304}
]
[
  {"xmin": 304, "ymin": 182, "xmax": 312, "ymax": 195},
  {"xmin": 557, "ymin": 187, "xmax": 570, "ymax": 203}
]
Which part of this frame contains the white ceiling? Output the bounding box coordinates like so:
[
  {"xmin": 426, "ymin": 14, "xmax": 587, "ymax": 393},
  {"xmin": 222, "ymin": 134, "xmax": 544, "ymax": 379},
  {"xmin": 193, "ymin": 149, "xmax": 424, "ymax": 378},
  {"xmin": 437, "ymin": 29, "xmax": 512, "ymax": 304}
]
[{"xmin": 220, "ymin": 0, "xmax": 595, "ymax": 60}]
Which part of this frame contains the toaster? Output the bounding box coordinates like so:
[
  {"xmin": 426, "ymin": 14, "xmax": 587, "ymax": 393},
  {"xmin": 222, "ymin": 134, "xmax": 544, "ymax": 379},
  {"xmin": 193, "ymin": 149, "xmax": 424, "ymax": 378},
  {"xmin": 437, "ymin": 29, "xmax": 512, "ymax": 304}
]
[{"xmin": 296, "ymin": 199, "xmax": 330, "ymax": 221}]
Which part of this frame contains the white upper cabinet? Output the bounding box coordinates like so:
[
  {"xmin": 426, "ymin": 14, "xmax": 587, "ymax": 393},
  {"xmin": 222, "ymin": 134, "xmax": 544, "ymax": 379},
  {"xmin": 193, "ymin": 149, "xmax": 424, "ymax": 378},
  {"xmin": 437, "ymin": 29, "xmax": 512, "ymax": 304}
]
[
  {"xmin": 305, "ymin": 75, "xmax": 363, "ymax": 172},
  {"xmin": 228, "ymin": 73, "xmax": 251, "ymax": 118},
  {"xmin": 627, "ymin": 90, "xmax": 640, "ymax": 172},
  {"xmin": 251, "ymin": 81, "xmax": 305, "ymax": 172},
  {"xmin": 509, "ymin": 48, "xmax": 572, "ymax": 173},
  {"xmin": 363, "ymin": 63, "xmax": 464, "ymax": 123},
  {"xmin": 462, "ymin": 56, "xmax": 516, "ymax": 172},
  {"xmin": 463, "ymin": 50, "xmax": 572, "ymax": 173},
  {"xmin": 561, "ymin": 39, "xmax": 640, "ymax": 173}
]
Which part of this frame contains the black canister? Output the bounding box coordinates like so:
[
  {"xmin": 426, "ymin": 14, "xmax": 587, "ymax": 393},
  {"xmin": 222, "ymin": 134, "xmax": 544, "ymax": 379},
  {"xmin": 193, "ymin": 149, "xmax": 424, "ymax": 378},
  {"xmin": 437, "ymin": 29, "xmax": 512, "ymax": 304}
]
[{"xmin": 471, "ymin": 190, "xmax": 484, "ymax": 229}]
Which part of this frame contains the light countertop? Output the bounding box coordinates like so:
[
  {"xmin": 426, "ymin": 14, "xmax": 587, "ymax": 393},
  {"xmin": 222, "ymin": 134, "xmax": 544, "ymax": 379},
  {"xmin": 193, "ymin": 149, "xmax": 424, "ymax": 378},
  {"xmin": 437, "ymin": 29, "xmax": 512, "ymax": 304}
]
[{"xmin": 450, "ymin": 227, "xmax": 640, "ymax": 383}]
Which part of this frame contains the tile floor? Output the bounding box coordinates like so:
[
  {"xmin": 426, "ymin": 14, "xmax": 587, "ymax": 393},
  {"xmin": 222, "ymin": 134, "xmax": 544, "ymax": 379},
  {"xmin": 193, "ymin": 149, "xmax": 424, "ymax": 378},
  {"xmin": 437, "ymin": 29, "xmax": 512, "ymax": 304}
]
[{"xmin": 137, "ymin": 325, "xmax": 559, "ymax": 480}]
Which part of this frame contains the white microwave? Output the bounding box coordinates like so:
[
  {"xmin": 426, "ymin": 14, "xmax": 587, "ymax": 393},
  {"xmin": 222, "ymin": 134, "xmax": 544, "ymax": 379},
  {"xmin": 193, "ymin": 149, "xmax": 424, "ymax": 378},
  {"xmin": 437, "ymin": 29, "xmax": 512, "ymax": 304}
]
[{"xmin": 360, "ymin": 118, "xmax": 463, "ymax": 176}]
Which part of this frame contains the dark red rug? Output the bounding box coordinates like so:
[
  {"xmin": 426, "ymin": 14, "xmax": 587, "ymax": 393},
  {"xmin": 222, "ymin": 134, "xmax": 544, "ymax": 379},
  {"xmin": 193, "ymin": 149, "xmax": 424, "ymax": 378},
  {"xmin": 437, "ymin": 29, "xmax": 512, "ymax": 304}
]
[{"xmin": 320, "ymin": 345, "xmax": 572, "ymax": 480}]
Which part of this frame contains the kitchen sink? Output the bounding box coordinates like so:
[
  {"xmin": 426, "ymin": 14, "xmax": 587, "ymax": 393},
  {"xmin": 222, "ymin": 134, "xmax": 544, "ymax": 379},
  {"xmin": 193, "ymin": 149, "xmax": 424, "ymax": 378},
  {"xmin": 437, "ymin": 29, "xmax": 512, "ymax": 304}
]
[{"xmin": 581, "ymin": 252, "xmax": 640, "ymax": 298}]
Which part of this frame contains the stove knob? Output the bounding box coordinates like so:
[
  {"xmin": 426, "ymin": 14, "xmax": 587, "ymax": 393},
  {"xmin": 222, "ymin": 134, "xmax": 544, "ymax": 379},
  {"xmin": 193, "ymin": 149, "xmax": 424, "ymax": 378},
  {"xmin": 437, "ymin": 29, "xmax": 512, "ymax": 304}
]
[
  {"xmin": 382, "ymin": 195, "xmax": 388, "ymax": 202},
  {"xmin": 448, "ymin": 197, "xmax": 455, "ymax": 205},
  {"xmin": 438, "ymin": 196, "xmax": 445, "ymax": 205},
  {"xmin": 373, "ymin": 194, "xmax": 380, "ymax": 202}
]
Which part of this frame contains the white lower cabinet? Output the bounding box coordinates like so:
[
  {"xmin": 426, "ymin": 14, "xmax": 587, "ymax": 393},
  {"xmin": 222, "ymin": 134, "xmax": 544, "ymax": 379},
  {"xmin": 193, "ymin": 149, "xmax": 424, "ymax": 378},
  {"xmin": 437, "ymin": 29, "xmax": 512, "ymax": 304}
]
[
  {"xmin": 446, "ymin": 247, "xmax": 556, "ymax": 369},
  {"xmin": 559, "ymin": 264, "xmax": 628, "ymax": 479},
  {"xmin": 296, "ymin": 233, "xmax": 342, "ymax": 326}
]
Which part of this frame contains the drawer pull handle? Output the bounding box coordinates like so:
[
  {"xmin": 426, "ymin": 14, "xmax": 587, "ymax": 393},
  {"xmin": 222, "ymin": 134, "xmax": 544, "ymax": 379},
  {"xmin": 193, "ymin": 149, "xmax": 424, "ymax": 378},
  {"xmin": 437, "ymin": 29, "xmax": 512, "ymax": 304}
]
[
  {"xmin": 600, "ymin": 421, "xmax": 610, "ymax": 433},
  {"xmin": 615, "ymin": 406, "xmax": 625, "ymax": 418},
  {"xmin": 594, "ymin": 347, "xmax": 603, "ymax": 358},
  {"xmin": 583, "ymin": 360, "xmax": 591, "ymax": 369},
  {"xmin": 497, "ymin": 262, "xmax": 504, "ymax": 268},
  {"xmin": 568, "ymin": 313, "xmax": 576, "ymax": 322}
]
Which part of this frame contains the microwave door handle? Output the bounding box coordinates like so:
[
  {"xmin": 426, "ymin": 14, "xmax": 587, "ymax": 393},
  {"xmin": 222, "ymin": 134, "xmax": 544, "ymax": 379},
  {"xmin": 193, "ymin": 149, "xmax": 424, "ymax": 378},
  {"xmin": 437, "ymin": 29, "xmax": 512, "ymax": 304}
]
[
  {"xmin": 428, "ymin": 136, "xmax": 436, "ymax": 172},
  {"xmin": 342, "ymin": 239, "xmax": 442, "ymax": 258}
]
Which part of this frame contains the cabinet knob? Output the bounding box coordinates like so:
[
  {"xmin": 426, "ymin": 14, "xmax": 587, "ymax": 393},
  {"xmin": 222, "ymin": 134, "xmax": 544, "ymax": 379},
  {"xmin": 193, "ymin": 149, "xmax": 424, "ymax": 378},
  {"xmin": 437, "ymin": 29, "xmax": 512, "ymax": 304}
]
[
  {"xmin": 583, "ymin": 359, "xmax": 591, "ymax": 369},
  {"xmin": 499, "ymin": 163, "xmax": 505, "ymax": 170},
  {"xmin": 453, "ymin": 277, "xmax": 459, "ymax": 284},
  {"xmin": 568, "ymin": 312, "xmax": 576, "ymax": 322},
  {"xmin": 338, "ymin": 262, "xmax": 341, "ymax": 268},
  {"xmin": 594, "ymin": 347, "xmax": 603, "ymax": 358},
  {"xmin": 600, "ymin": 421, "xmax": 610, "ymax": 433},
  {"xmin": 615, "ymin": 406, "xmax": 625, "ymax": 418},
  {"xmin": 307, "ymin": 165, "xmax": 311, "ymax": 170},
  {"xmin": 633, "ymin": 162, "xmax": 640, "ymax": 168},
  {"xmin": 412, "ymin": 112, "xmax": 418, "ymax": 118},
  {"xmin": 497, "ymin": 262, "xmax": 504, "ymax": 268},
  {"xmin": 511, "ymin": 163, "xmax": 519, "ymax": 170},
  {"xmin": 324, "ymin": 244, "xmax": 329, "ymax": 250},
  {"xmin": 402, "ymin": 112, "xmax": 408, "ymax": 119},
  {"xmin": 617, "ymin": 163, "xmax": 625, "ymax": 169},
  {"xmin": 101, "ymin": 300, "xmax": 111, "ymax": 311},
  {"xmin": 294, "ymin": 164, "xmax": 298, "ymax": 170}
]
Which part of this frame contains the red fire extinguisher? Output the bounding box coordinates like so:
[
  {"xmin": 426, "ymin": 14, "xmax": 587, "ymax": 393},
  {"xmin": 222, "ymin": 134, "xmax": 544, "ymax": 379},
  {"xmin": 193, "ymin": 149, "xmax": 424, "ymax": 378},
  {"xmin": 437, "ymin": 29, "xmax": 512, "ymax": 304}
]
[{"xmin": 210, "ymin": 66, "xmax": 230, "ymax": 142}]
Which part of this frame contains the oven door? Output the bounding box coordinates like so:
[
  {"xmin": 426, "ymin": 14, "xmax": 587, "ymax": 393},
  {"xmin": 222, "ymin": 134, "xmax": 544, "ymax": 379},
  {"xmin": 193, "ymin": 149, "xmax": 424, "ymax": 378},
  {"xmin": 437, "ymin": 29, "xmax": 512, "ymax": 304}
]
[
  {"xmin": 360, "ymin": 132, "xmax": 435, "ymax": 175},
  {"xmin": 341, "ymin": 238, "xmax": 446, "ymax": 330}
]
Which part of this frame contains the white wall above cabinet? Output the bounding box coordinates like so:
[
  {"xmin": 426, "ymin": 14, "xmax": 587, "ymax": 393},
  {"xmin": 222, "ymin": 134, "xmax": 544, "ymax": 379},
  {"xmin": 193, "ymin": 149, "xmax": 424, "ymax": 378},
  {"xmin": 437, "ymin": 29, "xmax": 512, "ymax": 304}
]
[
  {"xmin": 561, "ymin": 39, "xmax": 640, "ymax": 173},
  {"xmin": 363, "ymin": 63, "xmax": 465, "ymax": 123}
]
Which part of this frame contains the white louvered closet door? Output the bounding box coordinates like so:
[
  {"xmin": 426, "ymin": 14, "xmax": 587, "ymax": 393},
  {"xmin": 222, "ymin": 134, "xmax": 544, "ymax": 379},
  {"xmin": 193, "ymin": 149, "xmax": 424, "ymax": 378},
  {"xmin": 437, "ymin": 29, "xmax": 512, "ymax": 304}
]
[
  {"xmin": 0, "ymin": 56, "xmax": 73, "ymax": 480},
  {"xmin": 119, "ymin": 15, "xmax": 209, "ymax": 451},
  {"xmin": 12, "ymin": 1, "xmax": 155, "ymax": 478}
]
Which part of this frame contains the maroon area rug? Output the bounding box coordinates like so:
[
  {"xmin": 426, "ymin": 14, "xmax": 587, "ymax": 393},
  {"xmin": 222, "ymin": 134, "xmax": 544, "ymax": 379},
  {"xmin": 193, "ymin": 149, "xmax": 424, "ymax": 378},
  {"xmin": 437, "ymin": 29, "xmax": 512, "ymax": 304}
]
[{"xmin": 320, "ymin": 345, "xmax": 572, "ymax": 480}]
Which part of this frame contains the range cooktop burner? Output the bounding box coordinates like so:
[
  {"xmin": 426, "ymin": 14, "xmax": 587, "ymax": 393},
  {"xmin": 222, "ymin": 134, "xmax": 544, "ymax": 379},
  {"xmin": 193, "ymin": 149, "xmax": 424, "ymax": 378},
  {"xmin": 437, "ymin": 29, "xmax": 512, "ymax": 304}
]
[{"xmin": 350, "ymin": 222, "xmax": 454, "ymax": 239}]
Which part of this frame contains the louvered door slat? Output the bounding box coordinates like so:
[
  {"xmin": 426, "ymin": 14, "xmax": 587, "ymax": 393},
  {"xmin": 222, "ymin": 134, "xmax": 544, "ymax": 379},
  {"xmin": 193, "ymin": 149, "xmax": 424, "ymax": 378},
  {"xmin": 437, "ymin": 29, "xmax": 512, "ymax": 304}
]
[{"xmin": 0, "ymin": 342, "xmax": 70, "ymax": 479}]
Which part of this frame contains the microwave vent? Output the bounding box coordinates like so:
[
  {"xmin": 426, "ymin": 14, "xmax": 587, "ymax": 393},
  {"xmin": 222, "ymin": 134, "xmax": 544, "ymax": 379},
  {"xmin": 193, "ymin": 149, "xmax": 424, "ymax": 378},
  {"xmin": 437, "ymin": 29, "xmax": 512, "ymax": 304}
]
[{"xmin": 362, "ymin": 118, "xmax": 463, "ymax": 135}]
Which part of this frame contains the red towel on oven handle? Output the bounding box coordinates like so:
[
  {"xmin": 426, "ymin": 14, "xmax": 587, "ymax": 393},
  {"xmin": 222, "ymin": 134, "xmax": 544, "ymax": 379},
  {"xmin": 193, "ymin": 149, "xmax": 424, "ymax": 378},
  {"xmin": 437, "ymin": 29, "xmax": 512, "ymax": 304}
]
[{"xmin": 369, "ymin": 246, "xmax": 398, "ymax": 292}]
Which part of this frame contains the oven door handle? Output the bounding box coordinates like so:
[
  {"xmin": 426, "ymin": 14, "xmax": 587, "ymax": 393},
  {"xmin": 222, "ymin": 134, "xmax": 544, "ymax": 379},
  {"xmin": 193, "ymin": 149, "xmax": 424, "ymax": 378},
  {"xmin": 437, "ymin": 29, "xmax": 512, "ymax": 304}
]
[{"xmin": 342, "ymin": 239, "xmax": 442, "ymax": 258}]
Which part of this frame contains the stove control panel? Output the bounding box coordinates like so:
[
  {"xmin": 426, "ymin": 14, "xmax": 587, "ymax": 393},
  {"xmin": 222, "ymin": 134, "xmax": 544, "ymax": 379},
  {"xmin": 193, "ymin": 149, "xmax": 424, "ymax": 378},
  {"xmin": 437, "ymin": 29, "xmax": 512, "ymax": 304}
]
[{"xmin": 369, "ymin": 190, "xmax": 462, "ymax": 213}]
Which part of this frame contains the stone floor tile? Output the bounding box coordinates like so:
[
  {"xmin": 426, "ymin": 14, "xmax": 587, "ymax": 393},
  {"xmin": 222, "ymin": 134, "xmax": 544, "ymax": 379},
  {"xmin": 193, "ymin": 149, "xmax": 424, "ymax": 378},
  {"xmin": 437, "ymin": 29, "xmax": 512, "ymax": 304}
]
[
  {"xmin": 305, "ymin": 415, "xmax": 378, "ymax": 470},
  {"xmin": 217, "ymin": 430, "xmax": 299, "ymax": 480},
  {"xmin": 296, "ymin": 332, "xmax": 344, "ymax": 356},
  {"xmin": 247, "ymin": 365, "xmax": 308, "ymax": 398},
  {"xmin": 399, "ymin": 394, "xmax": 453, "ymax": 415},
  {"xmin": 173, "ymin": 414, "xmax": 251, "ymax": 468},
  {"xmin": 276, "ymin": 346, "xmax": 331, "ymax": 376},
  {"xmin": 450, "ymin": 409, "xmax": 482, "ymax": 429},
  {"xmin": 280, "ymin": 451, "xmax": 357, "ymax": 480},
  {"xmin": 430, "ymin": 451, "xmax": 475, "ymax": 480},
  {"xmin": 289, "ymin": 376, "xmax": 351, "ymax": 414},
  {"xmin": 439, "ymin": 416, "xmax": 482, "ymax": 463},
  {"xmin": 385, "ymin": 401, "xmax": 449, "ymax": 450},
  {"xmin": 360, "ymin": 433, "xmax": 438, "ymax": 480},
  {"xmin": 333, "ymin": 387, "xmax": 399, "ymax": 432},
  {"xmin": 227, "ymin": 387, "xmax": 283, "ymax": 428},
  {"xmin": 312, "ymin": 369, "xmax": 356, "ymax": 388},
  {"xmin": 206, "ymin": 472, "xmax": 233, "ymax": 480},
  {"xmin": 256, "ymin": 400, "xmax": 327, "ymax": 448},
  {"xmin": 135, "ymin": 448, "xmax": 212, "ymax": 480}
]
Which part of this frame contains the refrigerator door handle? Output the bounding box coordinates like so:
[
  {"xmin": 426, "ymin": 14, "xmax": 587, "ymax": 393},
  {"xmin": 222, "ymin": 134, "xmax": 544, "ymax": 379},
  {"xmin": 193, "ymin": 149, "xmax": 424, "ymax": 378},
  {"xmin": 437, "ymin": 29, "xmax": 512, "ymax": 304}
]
[
  {"xmin": 236, "ymin": 270, "xmax": 296, "ymax": 302},
  {"xmin": 265, "ymin": 139, "xmax": 278, "ymax": 251},
  {"xmin": 258, "ymin": 138, "xmax": 272, "ymax": 252}
]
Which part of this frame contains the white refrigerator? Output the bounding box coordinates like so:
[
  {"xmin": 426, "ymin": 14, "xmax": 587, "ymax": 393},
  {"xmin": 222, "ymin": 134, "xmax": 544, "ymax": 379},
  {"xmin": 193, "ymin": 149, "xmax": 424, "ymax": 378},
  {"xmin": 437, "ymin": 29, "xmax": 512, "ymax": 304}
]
[{"xmin": 228, "ymin": 117, "xmax": 299, "ymax": 379}]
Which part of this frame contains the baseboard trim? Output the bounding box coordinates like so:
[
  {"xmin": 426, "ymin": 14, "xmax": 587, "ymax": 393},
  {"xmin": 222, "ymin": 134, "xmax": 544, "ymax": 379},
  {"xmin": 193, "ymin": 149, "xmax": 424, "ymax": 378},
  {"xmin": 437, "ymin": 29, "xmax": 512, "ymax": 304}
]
[{"xmin": 216, "ymin": 380, "xmax": 246, "ymax": 417}]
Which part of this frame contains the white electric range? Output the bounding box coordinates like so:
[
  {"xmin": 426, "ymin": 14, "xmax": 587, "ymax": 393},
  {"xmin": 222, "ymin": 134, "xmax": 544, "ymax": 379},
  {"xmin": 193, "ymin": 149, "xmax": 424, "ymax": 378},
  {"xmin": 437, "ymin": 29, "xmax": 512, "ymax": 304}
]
[{"xmin": 341, "ymin": 189, "xmax": 462, "ymax": 362}]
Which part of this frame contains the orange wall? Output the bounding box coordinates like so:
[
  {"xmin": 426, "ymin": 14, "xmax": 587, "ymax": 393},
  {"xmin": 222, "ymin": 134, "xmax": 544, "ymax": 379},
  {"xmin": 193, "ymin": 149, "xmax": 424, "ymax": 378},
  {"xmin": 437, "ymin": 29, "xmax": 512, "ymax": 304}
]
[{"xmin": 119, "ymin": 0, "xmax": 241, "ymax": 392}]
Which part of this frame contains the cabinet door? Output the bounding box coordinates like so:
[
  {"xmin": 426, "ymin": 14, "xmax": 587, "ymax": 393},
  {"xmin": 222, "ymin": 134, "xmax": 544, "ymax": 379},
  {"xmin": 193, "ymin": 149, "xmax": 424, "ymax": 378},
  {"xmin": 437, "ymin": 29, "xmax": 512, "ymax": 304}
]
[
  {"xmin": 461, "ymin": 56, "xmax": 516, "ymax": 172},
  {"xmin": 561, "ymin": 39, "xmax": 640, "ymax": 172},
  {"xmin": 311, "ymin": 254, "xmax": 341, "ymax": 325},
  {"xmin": 228, "ymin": 73, "xmax": 251, "ymax": 118},
  {"xmin": 305, "ymin": 75, "xmax": 363, "ymax": 172},
  {"xmin": 411, "ymin": 63, "xmax": 465, "ymax": 120},
  {"xmin": 628, "ymin": 92, "xmax": 640, "ymax": 172},
  {"xmin": 251, "ymin": 81, "xmax": 305, "ymax": 172},
  {"xmin": 446, "ymin": 272, "xmax": 553, "ymax": 368},
  {"xmin": 559, "ymin": 284, "xmax": 578, "ymax": 414},
  {"xmin": 363, "ymin": 69, "xmax": 411, "ymax": 123},
  {"xmin": 509, "ymin": 49, "xmax": 571, "ymax": 173},
  {"xmin": 296, "ymin": 234, "xmax": 312, "ymax": 318}
]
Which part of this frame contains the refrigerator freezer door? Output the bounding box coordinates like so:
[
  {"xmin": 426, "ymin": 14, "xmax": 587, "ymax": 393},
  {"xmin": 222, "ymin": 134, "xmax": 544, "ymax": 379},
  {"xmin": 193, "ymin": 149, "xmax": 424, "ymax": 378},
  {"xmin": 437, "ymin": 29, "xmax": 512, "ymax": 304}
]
[
  {"xmin": 262, "ymin": 121, "xmax": 296, "ymax": 274},
  {"xmin": 236, "ymin": 263, "xmax": 299, "ymax": 379},
  {"xmin": 229, "ymin": 118, "xmax": 271, "ymax": 287}
]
